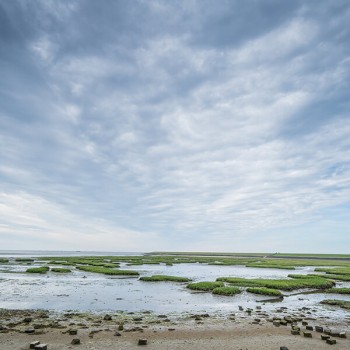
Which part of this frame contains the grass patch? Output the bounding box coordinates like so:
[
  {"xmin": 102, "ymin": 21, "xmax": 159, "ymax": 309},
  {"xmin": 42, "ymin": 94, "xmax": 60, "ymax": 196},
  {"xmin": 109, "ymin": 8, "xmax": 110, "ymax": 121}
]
[
  {"xmin": 246, "ymin": 263, "xmax": 295, "ymax": 270},
  {"xmin": 212, "ymin": 286, "xmax": 241, "ymax": 295},
  {"xmin": 246, "ymin": 287, "xmax": 283, "ymax": 296},
  {"xmin": 217, "ymin": 276, "xmax": 334, "ymax": 291},
  {"xmin": 139, "ymin": 275, "xmax": 191, "ymax": 282},
  {"xmin": 26, "ymin": 266, "xmax": 50, "ymax": 274},
  {"xmin": 320, "ymin": 299, "xmax": 350, "ymax": 309},
  {"xmin": 51, "ymin": 268, "xmax": 71, "ymax": 273},
  {"xmin": 0, "ymin": 258, "xmax": 9, "ymax": 263},
  {"xmin": 76, "ymin": 265, "xmax": 139, "ymax": 276},
  {"xmin": 16, "ymin": 258, "xmax": 34, "ymax": 262},
  {"xmin": 187, "ymin": 281, "xmax": 224, "ymax": 291},
  {"xmin": 314, "ymin": 267, "xmax": 350, "ymax": 275},
  {"xmin": 325, "ymin": 288, "xmax": 350, "ymax": 294}
]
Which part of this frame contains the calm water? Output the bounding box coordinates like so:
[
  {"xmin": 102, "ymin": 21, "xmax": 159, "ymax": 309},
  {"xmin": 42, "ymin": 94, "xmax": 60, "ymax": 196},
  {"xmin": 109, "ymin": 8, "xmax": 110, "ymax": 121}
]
[{"xmin": 0, "ymin": 251, "xmax": 349, "ymax": 320}]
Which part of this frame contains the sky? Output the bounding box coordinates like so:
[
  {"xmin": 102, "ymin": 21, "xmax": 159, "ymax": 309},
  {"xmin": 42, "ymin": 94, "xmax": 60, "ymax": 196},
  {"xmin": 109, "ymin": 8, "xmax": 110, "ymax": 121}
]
[{"xmin": 0, "ymin": 0, "xmax": 350, "ymax": 253}]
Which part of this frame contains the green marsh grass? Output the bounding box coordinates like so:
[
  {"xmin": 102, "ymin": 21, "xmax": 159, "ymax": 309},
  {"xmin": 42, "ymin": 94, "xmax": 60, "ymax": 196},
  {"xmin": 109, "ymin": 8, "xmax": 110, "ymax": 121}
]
[
  {"xmin": 216, "ymin": 276, "xmax": 334, "ymax": 291},
  {"xmin": 320, "ymin": 299, "xmax": 350, "ymax": 309},
  {"xmin": 51, "ymin": 268, "xmax": 71, "ymax": 273},
  {"xmin": 187, "ymin": 281, "xmax": 224, "ymax": 291},
  {"xmin": 314, "ymin": 267, "xmax": 350, "ymax": 275},
  {"xmin": 325, "ymin": 288, "xmax": 350, "ymax": 294},
  {"xmin": 246, "ymin": 287, "xmax": 283, "ymax": 297},
  {"xmin": 0, "ymin": 258, "xmax": 9, "ymax": 263},
  {"xmin": 139, "ymin": 275, "xmax": 191, "ymax": 282},
  {"xmin": 76, "ymin": 265, "xmax": 139, "ymax": 276},
  {"xmin": 212, "ymin": 286, "xmax": 241, "ymax": 296},
  {"xmin": 26, "ymin": 266, "xmax": 50, "ymax": 274}
]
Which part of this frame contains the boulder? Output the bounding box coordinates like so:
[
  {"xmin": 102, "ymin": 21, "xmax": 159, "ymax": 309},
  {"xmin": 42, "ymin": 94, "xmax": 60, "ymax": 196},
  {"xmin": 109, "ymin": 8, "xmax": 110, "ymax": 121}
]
[
  {"xmin": 326, "ymin": 338, "xmax": 336, "ymax": 345},
  {"xmin": 30, "ymin": 341, "xmax": 40, "ymax": 349},
  {"xmin": 321, "ymin": 334, "xmax": 330, "ymax": 341},
  {"xmin": 315, "ymin": 326, "xmax": 323, "ymax": 333},
  {"xmin": 306, "ymin": 325, "xmax": 313, "ymax": 331},
  {"xmin": 303, "ymin": 331, "xmax": 312, "ymax": 338},
  {"xmin": 138, "ymin": 339, "xmax": 147, "ymax": 346},
  {"xmin": 339, "ymin": 332, "xmax": 346, "ymax": 338},
  {"xmin": 69, "ymin": 329, "xmax": 78, "ymax": 335},
  {"xmin": 103, "ymin": 314, "xmax": 112, "ymax": 321},
  {"xmin": 71, "ymin": 338, "xmax": 80, "ymax": 345},
  {"xmin": 34, "ymin": 345, "xmax": 47, "ymax": 350}
]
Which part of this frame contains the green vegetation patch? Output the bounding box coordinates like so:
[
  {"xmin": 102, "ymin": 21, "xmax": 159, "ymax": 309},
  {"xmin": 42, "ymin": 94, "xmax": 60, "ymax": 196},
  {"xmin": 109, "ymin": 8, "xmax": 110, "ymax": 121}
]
[
  {"xmin": 139, "ymin": 275, "xmax": 191, "ymax": 282},
  {"xmin": 325, "ymin": 288, "xmax": 350, "ymax": 295},
  {"xmin": 212, "ymin": 286, "xmax": 241, "ymax": 296},
  {"xmin": 314, "ymin": 267, "xmax": 350, "ymax": 276},
  {"xmin": 16, "ymin": 258, "xmax": 34, "ymax": 262},
  {"xmin": 76, "ymin": 265, "xmax": 139, "ymax": 276},
  {"xmin": 217, "ymin": 276, "xmax": 334, "ymax": 291},
  {"xmin": 320, "ymin": 299, "xmax": 350, "ymax": 309},
  {"xmin": 246, "ymin": 287, "xmax": 283, "ymax": 297},
  {"xmin": 51, "ymin": 268, "xmax": 71, "ymax": 273},
  {"xmin": 0, "ymin": 258, "xmax": 9, "ymax": 263},
  {"xmin": 187, "ymin": 281, "xmax": 224, "ymax": 291},
  {"xmin": 26, "ymin": 266, "xmax": 50, "ymax": 274},
  {"xmin": 246, "ymin": 263, "xmax": 295, "ymax": 270}
]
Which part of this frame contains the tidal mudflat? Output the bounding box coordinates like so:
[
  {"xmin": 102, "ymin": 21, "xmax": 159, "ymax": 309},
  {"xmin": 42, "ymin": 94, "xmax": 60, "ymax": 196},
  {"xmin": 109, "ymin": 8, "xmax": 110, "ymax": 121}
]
[{"xmin": 0, "ymin": 252, "xmax": 349, "ymax": 349}]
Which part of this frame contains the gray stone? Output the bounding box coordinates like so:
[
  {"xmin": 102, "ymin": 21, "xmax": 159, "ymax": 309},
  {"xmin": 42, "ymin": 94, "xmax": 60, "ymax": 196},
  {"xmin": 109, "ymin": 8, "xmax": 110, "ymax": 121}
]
[
  {"xmin": 326, "ymin": 338, "xmax": 336, "ymax": 345},
  {"xmin": 114, "ymin": 331, "xmax": 122, "ymax": 336},
  {"xmin": 138, "ymin": 339, "xmax": 147, "ymax": 346},
  {"xmin": 30, "ymin": 341, "xmax": 40, "ymax": 349},
  {"xmin": 23, "ymin": 317, "xmax": 33, "ymax": 323},
  {"xmin": 291, "ymin": 329, "xmax": 300, "ymax": 335},
  {"xmin": 321, "ymin": 334, "xmax": 330, "ymax": 340},
  {"xmin": 315, "ymin": 326, "xmax": 323, "ymax": 333},
  {"xmin": 339, "ymin": 332, "xmax": 346, "ymax": 338},
  {"xmin": 69, "ymin": 329, "xmax": 78, "ymax": 335},
  {"xmin": 280, "ymin": 347, "xmax": 289, "ymax": 350},
  {"xmin": 303, "ymin": 331, "xmax": 312, "ymax": 338},
  {"xmin": 24, "ymin": 328, "xmax": 35, "ymax": 334},
  {"xmin": 306, "ymin": 325, "xmax": 313, "ymax": 331},
  {"xmin": 104, "ymin": 314, "xmax": 112, "ymax": 321},
  {"xmin": 34, "ymin": 345, "xmax": 47, "ymax": 350},
  {"xmin": 71, "ymin": 338, "xmax": 80, "ymax": 345},
  {"xmin": 273, "ymin": 321, "xmax": 280, "ymax": 327}
]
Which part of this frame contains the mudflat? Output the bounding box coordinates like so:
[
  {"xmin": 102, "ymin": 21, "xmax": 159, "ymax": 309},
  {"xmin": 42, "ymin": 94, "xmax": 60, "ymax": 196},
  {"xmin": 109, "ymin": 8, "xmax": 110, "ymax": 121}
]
[{"xmin": 0, "ymin": 309, "xmax": 349, "ymax": 350}]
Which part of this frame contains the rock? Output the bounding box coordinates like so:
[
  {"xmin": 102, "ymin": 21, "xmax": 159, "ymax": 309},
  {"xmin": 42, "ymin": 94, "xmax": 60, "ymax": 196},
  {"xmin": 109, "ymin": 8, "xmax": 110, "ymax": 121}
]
[
  {"xmin": 330, "ymin": 330, "xmax": 340, "ymax": 337},
  {"xmin": 104, "ymin": 314, "xmax": 112, "ymax": 321},
  {"xmin": 238, "ymin": 306, "xmax": 243, "ymax": 311},
  {"xmin": 324, "ymin": 329, "xmax": 331, "ymax": 335},
  {"xmin": 23, "ymin": 317, "xmax": 33, "ymax": 323},
  {"xmin": 34, "ymin": 345, "xmax": 47, "ymax": 350},
  {"xmin": 273, "ymin": 321, "xmax": 280, "ymax": 327},
  {"xmin": 339, "ymin": 332, "xmax": 346, "ymax": 338},
  {"xmin": 256, "ymin": 306, "xmax": 261, "ymax": 310},
  {"xmin": 138, "ymin": 339, "xmax": 147, "ymax": 346},
  {"xmin": 302, "ymin": 321, "xmax": 308, "ymax": 326},
  {"xmin": 321, "ymin": 334, "xmax": 330, "ymax": 341},
  {"xmin": 24, "ymin": 328, "xmax": 35, "ymax": 334},
  {"xmin": 280, "ymin": 320, "xmax": 287, "ymax": 326},
  {"xmin": 118, "ymin": 323, "xmax": 124, "ymax": 331},
  {"xmin": 291, "ymin": 329, "xmax": 300, "ymax": 335},
  {"xmin": 30, "ymin": 341, "xmax": 40, "ymax": 349},
  {"xmin": 306, "ymin": 325, "xmax": 313, "ymax": 331},
  {"xmin": 133, "ymin": 317, "xmax": 143, "ymax": 321},
  {"xmin": 315, "ymin": 326, "xmax": 323, "ymax": 332},
  {"xmin": 303, "ymin": 332, "xmax": 312, "ymax": 338},
  {"xmin": 280, "ymin": 347, "xmax": 289, "ymax": 350},
  {"xmin": 69, "ymin": 329, "xmax": 78, "ymax": 335},
  {"xmin": 326, "ymin": 338, "xmax": 336, "ymax": 345},
  {"xmin": 157, "ymin": 315, "xmax": 167, "ymax": 318},
  {"xmin": 254, "ymin": 318, "xmax": 261, "ymax": 323},
  {"xmin": 71, "ymin": 338, "xmax": 80, "ymax": 345},
  {"xmin": 114, "ymin": 331, "xmax": 122, "ymax": 336}
]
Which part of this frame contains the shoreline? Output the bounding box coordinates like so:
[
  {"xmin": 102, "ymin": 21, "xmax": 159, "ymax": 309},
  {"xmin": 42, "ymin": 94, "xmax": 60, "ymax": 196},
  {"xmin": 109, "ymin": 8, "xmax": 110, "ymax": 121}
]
[{"xmin": 1, "ymin": 308, "xmax": 349, "ymax": 350}]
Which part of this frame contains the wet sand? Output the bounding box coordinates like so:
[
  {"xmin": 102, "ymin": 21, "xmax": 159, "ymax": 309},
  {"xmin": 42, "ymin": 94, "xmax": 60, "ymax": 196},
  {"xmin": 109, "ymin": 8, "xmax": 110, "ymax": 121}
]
[{"xmin": 0, "ymin": 309, "xmax": 349, "ymax": 350}]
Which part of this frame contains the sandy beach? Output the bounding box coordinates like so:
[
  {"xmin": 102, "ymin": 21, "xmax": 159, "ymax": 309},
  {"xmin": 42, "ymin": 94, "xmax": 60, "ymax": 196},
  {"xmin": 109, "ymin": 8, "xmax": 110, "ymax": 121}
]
[{"xmin": 1, "ymin": 309, "xmax": 349, "ymax": 350}]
